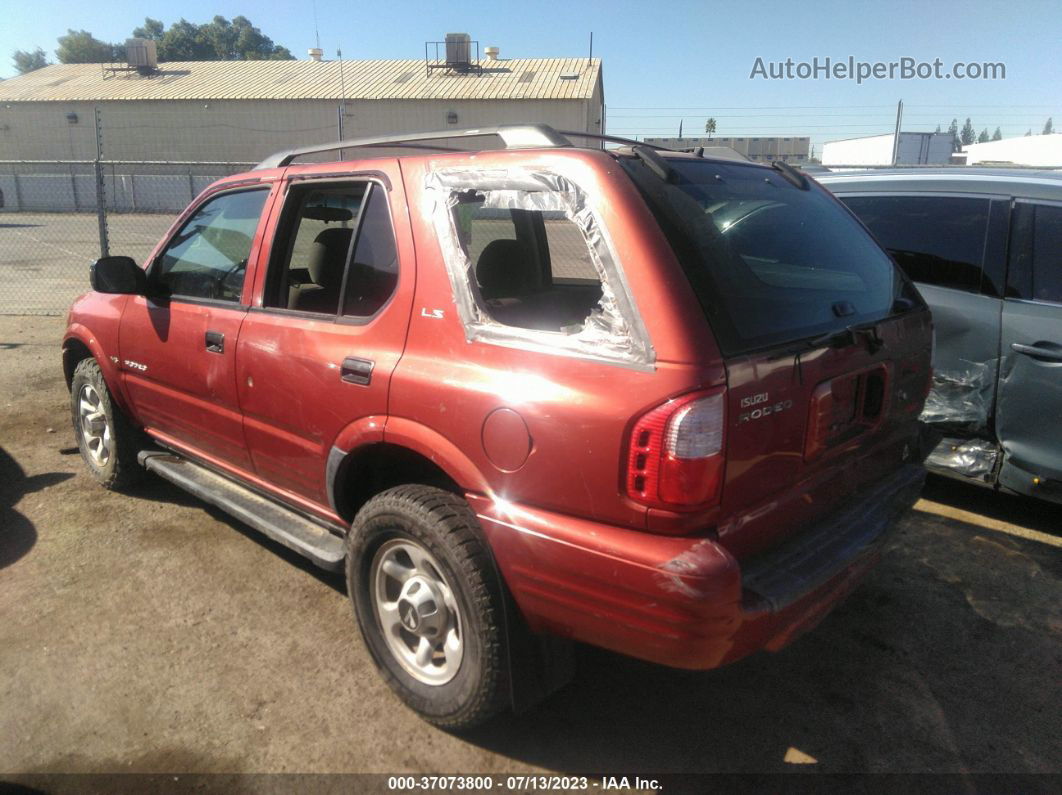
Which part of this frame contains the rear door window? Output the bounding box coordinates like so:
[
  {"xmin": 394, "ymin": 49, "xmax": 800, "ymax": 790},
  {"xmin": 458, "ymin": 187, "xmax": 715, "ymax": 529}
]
[
  {"xmin": 269, "ymin": 185, "xmax": 366, "ymax": 315},
  {"xmin": 839, "ymin": 195, "xmax": 991, "ymax": 294},
  {"xmin": 343, "ymin": 186, "xmax": 399, "ymax": 317},
  {"xmin": 265, "ymin": 181, "xmax": 399, "ymax": 319},
  {"xmin": 1007, "ymin": 202, "xmax": 1062, "ymax": 303}
]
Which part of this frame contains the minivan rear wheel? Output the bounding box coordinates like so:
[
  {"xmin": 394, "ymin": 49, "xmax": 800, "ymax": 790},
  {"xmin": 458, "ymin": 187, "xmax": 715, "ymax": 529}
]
[{"xmin": 346, "ymin": 485, "xmax": 507, "ymax": 729}]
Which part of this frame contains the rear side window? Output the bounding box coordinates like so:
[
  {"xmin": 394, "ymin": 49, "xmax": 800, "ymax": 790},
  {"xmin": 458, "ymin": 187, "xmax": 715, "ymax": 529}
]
[
  {"xmin": 462, "ymin": 206, "xmax": 517, "ymax": 268},
  {"xmin": 1007, "ymin": 202, "xmax": 1062, "ymax": 303},
  {"xmin": 545, "ymin": 218, "xmax": 599, "ymax": 282},
  {"xmin": 622, "ymin": 158, "xmax": 917, "ymax": 356},
  {"xmin": 155, "ymin": 189, "xmax": 269, "ymax": 302},
  {"xmin": 424, "ymin": 168, "xmax": 653, "ymax": 368},
  {"xmin": 453, "ymin": 201, "xmax": 603, "ymax": 332},
  {"xmin": 840, "ymin": 195, "xmax": 990, "ymax": 294}
]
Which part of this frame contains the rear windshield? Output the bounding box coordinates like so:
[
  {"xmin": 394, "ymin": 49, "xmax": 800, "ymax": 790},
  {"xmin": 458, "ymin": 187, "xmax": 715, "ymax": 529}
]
[{"xmin": 620, "ymin": 157, "xmax": 920, "ymax": 356}]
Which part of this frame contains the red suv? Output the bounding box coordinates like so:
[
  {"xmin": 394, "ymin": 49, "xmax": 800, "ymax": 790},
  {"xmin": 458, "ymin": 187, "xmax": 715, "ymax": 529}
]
[{"xmin": 63, "ymin": 126, "xmax": 932, "ymax": 728}]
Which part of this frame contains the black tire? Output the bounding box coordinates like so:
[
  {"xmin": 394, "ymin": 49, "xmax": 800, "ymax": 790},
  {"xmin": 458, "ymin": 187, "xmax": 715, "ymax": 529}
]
[
  {"xmin": 346, "ymin": 485, "xmax": 507, "ymax": 729},
  {"xmin": 70, "ymin": 358, "xmax": 144, "ymax": 490}
]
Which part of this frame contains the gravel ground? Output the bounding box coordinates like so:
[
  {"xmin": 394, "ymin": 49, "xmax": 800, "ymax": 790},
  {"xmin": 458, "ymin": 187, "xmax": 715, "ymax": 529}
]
[{"xmin": 1, "ymin": 315, "xmax": 1059, "ymax": 777}]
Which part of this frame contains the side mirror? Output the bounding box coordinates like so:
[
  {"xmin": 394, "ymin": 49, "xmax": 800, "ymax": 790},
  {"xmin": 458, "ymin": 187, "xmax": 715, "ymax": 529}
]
[{"xmin": 90, "ymin": 256, "xmax": 146, "ymax": 295}]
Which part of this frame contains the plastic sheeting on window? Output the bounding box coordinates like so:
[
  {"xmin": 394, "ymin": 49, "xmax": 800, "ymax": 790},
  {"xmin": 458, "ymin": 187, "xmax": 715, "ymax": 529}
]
[
  {"xmin": 424, "ymin": 167, "xmax": 655, "ymax": 369},
  {"xmin": 920, "ymin": 359, "xmax": 997, "ymax": 432},
  {"xmin": 925, "ymin": 437, "xmax": 999, "ymax": 480}
]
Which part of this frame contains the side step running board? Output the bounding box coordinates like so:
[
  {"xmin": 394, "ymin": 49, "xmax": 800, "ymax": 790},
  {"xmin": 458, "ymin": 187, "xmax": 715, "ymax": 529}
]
[{"xmin": 138, "ymin": 451, "xmax": 346, "ymax": 571}]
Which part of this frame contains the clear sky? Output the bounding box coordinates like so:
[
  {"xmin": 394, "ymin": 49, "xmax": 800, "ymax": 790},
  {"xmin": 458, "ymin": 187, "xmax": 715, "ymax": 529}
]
[{"xmin": 3, "ymin": 0, "xmax": 1060, "ymax": 151}]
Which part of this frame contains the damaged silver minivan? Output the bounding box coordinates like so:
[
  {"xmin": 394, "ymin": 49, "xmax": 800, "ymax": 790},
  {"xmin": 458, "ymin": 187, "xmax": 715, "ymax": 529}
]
[{"xmin": 822, "ymin": 169, "xmax": 1062, "ymax": 502}]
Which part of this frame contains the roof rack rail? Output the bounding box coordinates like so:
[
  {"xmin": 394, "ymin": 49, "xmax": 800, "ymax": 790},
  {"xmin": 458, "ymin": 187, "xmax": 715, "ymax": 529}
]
[
  {"xmin": 255, "ymin": 125, "xmax": 682, "ymax": 170},
  {"xmin": 256, "ymin": 124, "xmax": 574, "ymax": 169},
  {"xmin": 554, "ymin": 131, "xmax": 672, "ymax": 151}
]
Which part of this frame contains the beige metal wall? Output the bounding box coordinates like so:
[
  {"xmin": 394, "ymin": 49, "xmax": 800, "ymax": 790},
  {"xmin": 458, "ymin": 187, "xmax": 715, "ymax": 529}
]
[{"xmin": 0, "ymin": 98, "xmax": 595, "ymax": 162}]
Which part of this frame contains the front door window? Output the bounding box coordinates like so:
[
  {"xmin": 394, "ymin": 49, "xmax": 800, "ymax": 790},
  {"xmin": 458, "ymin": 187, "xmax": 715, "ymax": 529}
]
[{"xmin": 154, "ymin": 189, "xmax": 270, "ymax": 302}]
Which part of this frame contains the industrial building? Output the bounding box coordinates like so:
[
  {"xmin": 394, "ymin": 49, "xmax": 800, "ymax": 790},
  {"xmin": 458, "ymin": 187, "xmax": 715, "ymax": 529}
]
[
  {"xmin": 0, "ymin": 42, "xmax": 604, "ymax": 162},
  {"xmin": 821, "ymin": 132, "xmax": 953, "ymax": 166},
  {"xmin": 959, "ymin": 134, "xmax": 1062, "ymax": 166},
  {"xmin": 643, "ymin": 136, "xmax": 810, "ymax": 163}
]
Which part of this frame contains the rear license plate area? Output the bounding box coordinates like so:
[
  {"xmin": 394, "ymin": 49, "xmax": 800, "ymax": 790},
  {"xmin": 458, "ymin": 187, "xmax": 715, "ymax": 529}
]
[{"xmin": 805, "ymin": 365, "xmax": 888, "ymax": 460}]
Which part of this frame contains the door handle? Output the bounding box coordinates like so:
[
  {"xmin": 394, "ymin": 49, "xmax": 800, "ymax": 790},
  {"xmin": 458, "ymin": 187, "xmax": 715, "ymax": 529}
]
[
  {"xmin": 340, "ymin": 357, "xmax": 374, "ymax": 385},
  {"xmin": 1011, "ymin": 342, "xmax": 1062, "ymax": 362},
  {"xmin": 205, "ymin": 330, "xmax": 225, "ymax": 353}
]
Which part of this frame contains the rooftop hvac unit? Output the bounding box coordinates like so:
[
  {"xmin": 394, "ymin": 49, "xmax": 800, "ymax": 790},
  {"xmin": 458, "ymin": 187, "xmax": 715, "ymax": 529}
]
[
  {"xmin": 445, "ymin": 33, "xmax": 471, "ymax": 66},
  {"xmin": 125, "ymin": 38, "xmax": 158, "ymax": 72}
]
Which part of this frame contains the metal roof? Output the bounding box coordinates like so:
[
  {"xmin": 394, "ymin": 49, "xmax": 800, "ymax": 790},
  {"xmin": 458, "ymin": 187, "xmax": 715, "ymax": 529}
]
[{"xmin": 0, "ymin": 58, "xmax": 601, "ymax": 103}]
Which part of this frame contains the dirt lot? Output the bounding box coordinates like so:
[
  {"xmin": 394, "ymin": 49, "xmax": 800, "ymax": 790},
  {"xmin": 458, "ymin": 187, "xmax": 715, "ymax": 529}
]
[{"xmin": 1, "ymin": 315, "xmax": 1060, "ymax": 778}]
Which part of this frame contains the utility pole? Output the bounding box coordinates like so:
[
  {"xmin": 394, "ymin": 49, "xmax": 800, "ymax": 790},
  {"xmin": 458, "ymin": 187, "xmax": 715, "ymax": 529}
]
[
  {"xmin": 337, "ymin": 48, "xmax": 347, "ymax": 159},
  {"xmin": 93, "ymin": 106, "xmax": 109, "ymax": 258}
]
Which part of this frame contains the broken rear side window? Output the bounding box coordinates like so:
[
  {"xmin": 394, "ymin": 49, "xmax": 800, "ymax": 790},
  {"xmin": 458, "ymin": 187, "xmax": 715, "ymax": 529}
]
[
  {"xmin": 455, "ymin": 200, "xmax": 603, "ymax": 333},
  {"xmin": 425, "ymin": 168, "xmax": 653, "ymax": 368}
]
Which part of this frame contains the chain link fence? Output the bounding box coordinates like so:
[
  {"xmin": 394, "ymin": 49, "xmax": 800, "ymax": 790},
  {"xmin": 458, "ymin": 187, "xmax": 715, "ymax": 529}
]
[
  {"xmin": 0, "ymin": 157, "xmax": 253, "ymax": 315},
  {"xmin": 4, "ymin": 105, "xmax": 1057, "ymax": 317}
]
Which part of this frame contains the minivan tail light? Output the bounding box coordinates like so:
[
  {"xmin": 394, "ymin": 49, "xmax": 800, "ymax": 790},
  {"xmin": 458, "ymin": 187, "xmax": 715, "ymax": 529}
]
[{"xmin": 626, "ymin": 389, "xmax": 726, "ymax": 511}]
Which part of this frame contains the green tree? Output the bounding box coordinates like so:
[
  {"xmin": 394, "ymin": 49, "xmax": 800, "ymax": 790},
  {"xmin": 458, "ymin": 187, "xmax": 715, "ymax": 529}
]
[
  {"xmin": 12, "ymin": 47, "xmax": 48, "ymax": 74},
  {"xmin": 132, "ymin": 18, "xmax": 165, "ymax": 42},
  {"xmin": 158, "ymin": 19, "xmax": 214, "ymax": 60},
  {"xmin": 144, "ymin": 16, "xmax": 293, "ymax": 61},
  {"xmin": 704, "ymin": 117, "xmax": 717, "ymax": 138},
  {"xmin": 203, "ymin": 15, "xmax": 240, "ymax": 59},
  {"xmin": 947, "ymin": 118, "xmax": 960, "ymax": 152},
  {"xmin": 992, "ymin": 127, "xmax": 1002, "ymax": 141},
  {"xmin": 56, "ymin": 29, "xmax": 122, "ymax": 64},
  {"xmin": 934, "ymin": 124, "xmax": 941, "ymax": 133},
  {"xmin": 1044, "ymin": 117, "xmax": 1055, "ymax": 135},
  {"xmin": 1026, "ymin": 129, "xmax": 1032, "ymax": 136},
  {"xmin": 960, "ymin": 118, "xmax": 976, "ymax": 146},
  {"xmin": 977, "ymin": 128, "xmax": 990, "ymax": 143},
  {"xmin": 228, "ymin": 16, "xmax": 292, "ymax": 60}
]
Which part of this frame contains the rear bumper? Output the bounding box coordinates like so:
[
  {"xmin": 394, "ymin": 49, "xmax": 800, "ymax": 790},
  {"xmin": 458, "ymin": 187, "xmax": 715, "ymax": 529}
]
[{"xmin": 470, "ymin": 464, "xmax": 924, "ymax": 670}]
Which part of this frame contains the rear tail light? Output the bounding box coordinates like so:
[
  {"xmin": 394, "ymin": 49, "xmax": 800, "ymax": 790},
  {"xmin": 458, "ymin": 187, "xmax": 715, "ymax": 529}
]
[{"xmin": 626, "ymin": 388, "xmax": 726, "ymax": 510}]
